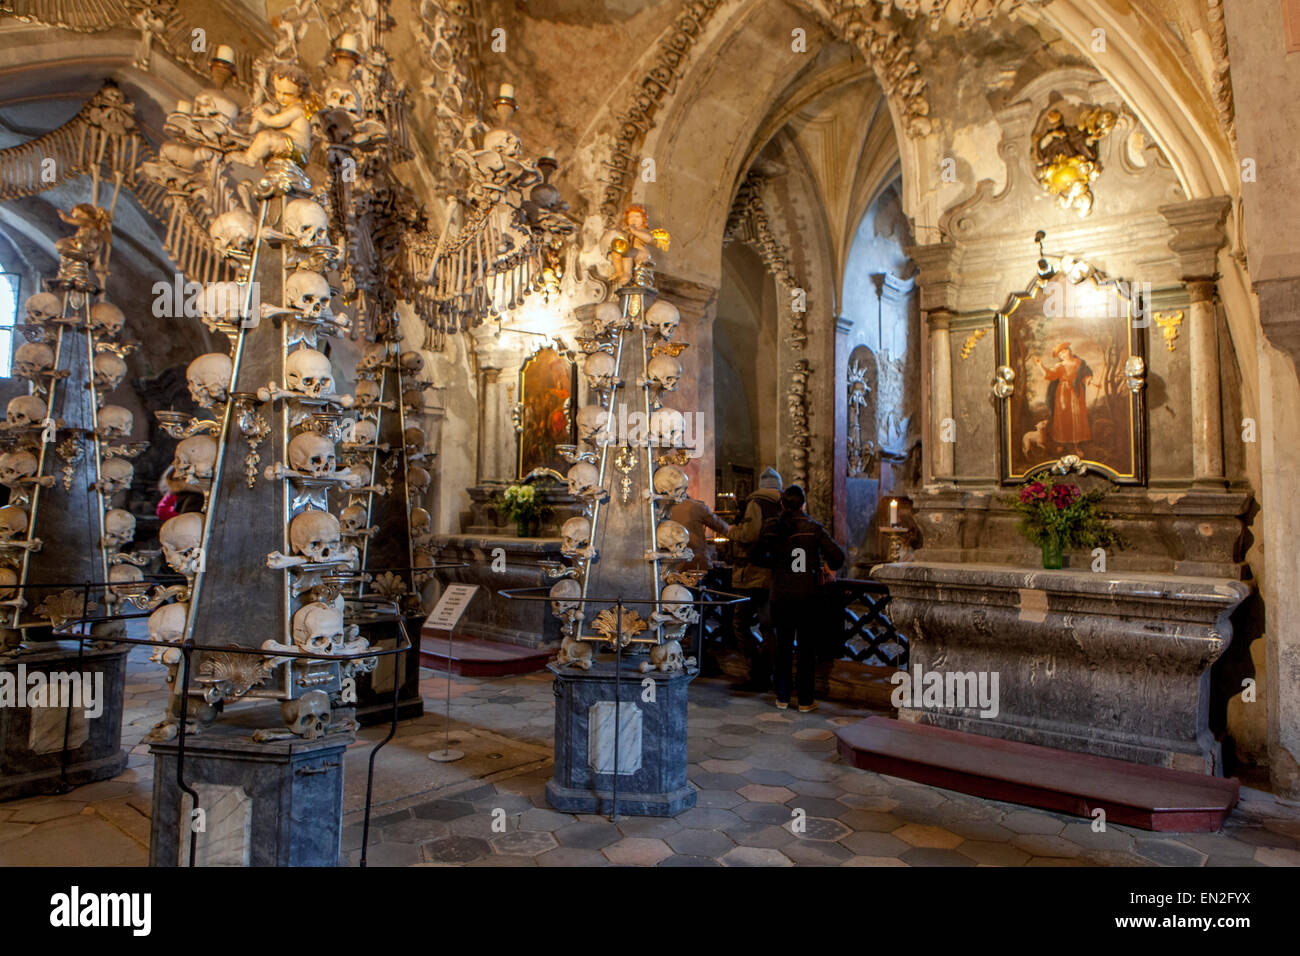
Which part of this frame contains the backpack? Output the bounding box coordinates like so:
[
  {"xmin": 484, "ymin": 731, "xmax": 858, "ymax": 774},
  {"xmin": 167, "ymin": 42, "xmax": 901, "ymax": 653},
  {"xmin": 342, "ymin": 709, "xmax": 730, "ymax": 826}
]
[{"xmin": 740, "ymin": 494, "xmax": 783, "ymax": 568}]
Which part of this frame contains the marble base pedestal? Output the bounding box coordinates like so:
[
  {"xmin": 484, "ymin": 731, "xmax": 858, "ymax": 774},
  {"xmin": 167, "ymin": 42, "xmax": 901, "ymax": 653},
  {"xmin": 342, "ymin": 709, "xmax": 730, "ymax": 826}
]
[
  {"xmin": 873, "ymin": 562, "xmax": 1250, "ymax": 774},
  {"xmin": 354, "ymin": 614, "xmax": 425, "ymax": 727},
  {"xmin": 148, "ymin": 709, "xmax": 351, "ymax": 867},
  {"xmin": 0, "ymin": 641, "xmax": 128, "ymax": 801},
  {"xmin": 431, "ymin": 534, "xmax": 566, "ymax": 648},
  {"xmin": 547, "ymin": 661, "xmax": 696, "ymax": 816}
]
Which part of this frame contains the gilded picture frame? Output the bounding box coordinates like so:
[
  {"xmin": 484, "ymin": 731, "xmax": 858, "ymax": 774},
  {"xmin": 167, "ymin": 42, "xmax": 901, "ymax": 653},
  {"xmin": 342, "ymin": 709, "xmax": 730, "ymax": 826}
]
[{"xmin": 515, "ymin": 344, "xmax": 577, "ymax": 482}]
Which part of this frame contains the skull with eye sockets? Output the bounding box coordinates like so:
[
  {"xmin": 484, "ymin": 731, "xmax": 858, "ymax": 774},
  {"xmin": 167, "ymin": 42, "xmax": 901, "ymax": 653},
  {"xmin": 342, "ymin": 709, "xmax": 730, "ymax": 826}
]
[
  {"xmin": 576, "ymin": 405, "xmax": 610, "ymax": 445},
  {"xmin": 583, "ymin": 352, "xmax": 618, "ymax": 391},
  {"xmin": 285, "ymin": 270, "xmax": 331, "ymax": 319},
  {"xmin": 172, "ymin": 435, "xmax": 217, "ymax": 487},
  {"xmin": 93, "ymin": 352, "xmax": 127, "ymax": 393},
  {"xmin": 566, "ymin": 462, "xmax": 600, "ymax": 499},
  {"xmin": 159, "ymin": 512, "xmax": 203, "ymax": 573},
  {"xmin": 289, "ymin": 510, "xmax": 342, "ymax": 563},
  {"xmin": 283, "ymin": 199, "xmax": 330, "ymax": 249},
  {"xmin": 101, "ymin": 508, "xmax": 136, "ymax": 551},
  {"xmin": 0, "ymin": 451, "xmax": 38, "ymax": 489},
  {"xmin": 88, "ymin": 301, "xmax": 126, "ymax": 338},
  {"xmin": 292, "ymin": 601, "xmax": 344, "ymax": 654},
  {"xmin": 98, "ymin": 405, "xmax": 133, "ymax": 439},
  {"xmin": 209, "ymin": 209, "xmax": 258, "ymax": 259},
  {"xmin": 646, "ymin": 299, "xmax": 680, "ymax": 340},
  {"xmin": 24, "ymin": 292, "xmax": 62, "ymax": 326},
  {"xmin": 186, "ymin": 353, "xmax": 233, "ymax": 407},
  {"xmin": 646, "ymin": 355, "xmax": 681, "ymax": 391},
  {"xmin": 287, "ymin": 432, "xmax": 336, "ymax": 477},
  {"xmin": 652, "ymin": 464, "xmax": 688, "ymax": 502},
  {"xmin": 560, "ymin": 516, "xmax": 591, "ymax": 555},
  {"xmin": 0, "ymin": 505, "xmax": 29, "ymax": 540},
  {"xmin": 6, "ymin": 396, "xmax": 46, "ymax": 430},
  {"xmin": 13, "ymin": 343, "xmax": 54, "ymax": 381},
  {"xmin": 97, "ymin": 457, "xmax": 134, "ymax": 496},
  {"xmin": 285, "ymin": 348, "xmax": 334, "ymax": 397}
]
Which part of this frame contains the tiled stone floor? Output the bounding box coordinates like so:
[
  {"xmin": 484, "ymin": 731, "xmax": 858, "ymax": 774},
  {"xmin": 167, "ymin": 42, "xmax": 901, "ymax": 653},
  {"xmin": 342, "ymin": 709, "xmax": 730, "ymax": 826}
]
[{"xmin": 3, "ymin": 647, "xmax": 1300, "ymax": 867}]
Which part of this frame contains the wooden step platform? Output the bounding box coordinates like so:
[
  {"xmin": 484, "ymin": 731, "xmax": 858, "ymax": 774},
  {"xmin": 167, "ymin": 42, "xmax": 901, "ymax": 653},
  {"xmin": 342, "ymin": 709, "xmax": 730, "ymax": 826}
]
[
  {"xmin": 836, "ymin": 716, "xmax": 1239, "ymax": 832},
  {"xmin": 419, "ymin": 631, "xmax": 552, "ymax": 677}
]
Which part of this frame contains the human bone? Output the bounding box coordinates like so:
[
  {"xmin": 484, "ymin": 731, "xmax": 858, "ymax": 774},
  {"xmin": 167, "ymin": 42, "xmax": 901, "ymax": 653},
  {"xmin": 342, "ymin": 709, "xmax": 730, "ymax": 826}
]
[
  {"xmin": 148, "ymin": 602, "xmax": 189, "ymax": 656},
  {"xmin": 285, "ymin": 348, "xmax": 334, "ymax": 396},
  {"xmin": 555, "ymin": 635, "xmax": 593, "ymax": 670},
  {"xmin": 640, "ymin": 639, "xmax": 687, "ymax": 673},
  {"xmin": 0, "ymin": 565, "xmax": 16, "ymax": 602},
  {"xmin": 339, "ymin": 504, "xmax": 368, "ymax": 535},
  {"xmin": 403, "ymin": 424, "xmax": 425, "ymax": 452},
  {"xmin": 160, "ymin": 512, "xmax": 203, "ymax": 573},
  {"xmin": 583, "ymin": 351, "xmax": 618, "ymax": 391},
  {"xmin": 172, "ymin": 435, "xmax": 218, "ymax": 485},
  {"xmin": 210, "ymin": 209, "xmax": 259, "ymax": 258},
  {"xmin": 576, "ymin": 405, "xmax": 610, "ymax": 444},
  {"xmin": 409, "ymin": 507, "xmax": 431, "ymax": 536},
  {"xmin": 652, "ymin": 464, "xmax": 688, "ymax": 501},
  {"xmin": 285, "ymin": 270, "xmax": 331, "ymax": 318},
  {"xmin": 647, "ymin": 299, "xmax": 680, "ymax": 339},
  {"xmin": 347, "ymin": 418, "xmax": 378, "ymax": 445},
  {"xmin": 549, "ymin": 577, "xmax": 581, "ymax": 615},
  {"xmin": 0, "ymin": 451, "xmax": 38, "ymax": 488},
  {"xmin": 289, "ymin": 510, "xmax": 342, "ymax": 562},
  {"xmin": 323, "ymin": 80, "xmax": 362, "ymax": 117},
  {"xmin": 402, "ymin": 388, "xmax": 424, "ymax": 413},
  {"xmin": 560, "ymin": 516, "xmax": 591, "ymax": 553},
  {"xmin": 88, "ymin": 301, "xmax": 126, "ymax": 337},
  {"xmin": 6, "ymin": 395, "xmax": 46, "ymax": 429},
  {"xmin": 659, "ymin": 583, "xmax": 698, "ymax": 623},
  {"xmin": 102, "ymin": 508, "xmax": 136, "ymax": 550},
  {"xmin": 292, "ymin": 601, "xmax": 345, "ymax": 653},
  {"xmin": 97, "ymin": 457, "xmax": 133, "ymax": 495},
  {"xmin": 186, "ymin": 352, "xmax": 233, "ymax": 407},
  {"xmin": 0, "ymin": 505, "xmax": 28, "ymax": 539},
  {"xmin": 287, "ymin": 432, "xmax": 336, "ymax": 476},
  {"xmin": 399, "ymin": 350, "xmax": 425, "ymax": 374},
  {"xmin": 655, "ymin": 520, "xmax": 690, "ymax": 558},
  {"xmin": 93, "ymin": 352, "xmax": 127, "ymax": 392},
  {"xmin": 355, "ymin": 380, "xmax": 380, "ymax": 405},
  {"xmin": 281, "ymin": 691, "xmax": 330, "ymax": 740},
  {"xmin": 98, "ymin": 404, "xmax": 133, "ymax": 438},
  {"xmin": 647, "ymin": 354, "xmax": 682, "ymax": 391},
  {"xmin": 407, "ymin": 464, "xmax": 431, "ymax": 494},
  {"xmin": 649, "ymin": 407, "xmax": 686, "ymax": 446},
  {"xmin": 592, "ymin": 301, "xmax": 625, "ymax": 336},
  {"xmin": 358, "ymin": 342, "xmax": 390, "ymax": 372},
  {"xmin": 283, "ymin": 199, "xmax": 331, "ymax": 249},
  {"xmin": 108, "ymin": 563, "xmax": 145, "ymax": 601},
  {"xmin": 201, "ymin": 282, "xmax": 244, "ymax": 325},
  {"xmin": 566, "ymin": 462, "xmax": 600, "ymax": 498},
  {"xmin": 13, "ymin": 342, "xmax": 54, "ymax": 380},
  {"xmin": 23, "ymin": 292, "xmax": 62, "ymax": 326}
]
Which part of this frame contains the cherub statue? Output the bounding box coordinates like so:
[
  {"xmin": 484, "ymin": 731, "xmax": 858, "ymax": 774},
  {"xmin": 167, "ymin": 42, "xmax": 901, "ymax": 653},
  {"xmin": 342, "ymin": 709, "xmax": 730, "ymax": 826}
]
[
  {"xmin": 607, "ymin": 204, "xmax": 670, "ymax": 288},
  {"xmin": 230, "ymin": 64, "xmax": 315, "ymax": 169}
]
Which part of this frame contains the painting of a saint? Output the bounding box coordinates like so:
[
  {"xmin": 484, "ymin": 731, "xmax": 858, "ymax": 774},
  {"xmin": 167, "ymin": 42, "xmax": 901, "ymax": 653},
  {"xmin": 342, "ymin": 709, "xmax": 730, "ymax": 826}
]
[
  {"xmin": 997, "ymin": 271, "xmax": 1146, "ymax": 484},
  {"xmin": 517, "ymin": 347, "xmax": 576, "ymax": 480}
]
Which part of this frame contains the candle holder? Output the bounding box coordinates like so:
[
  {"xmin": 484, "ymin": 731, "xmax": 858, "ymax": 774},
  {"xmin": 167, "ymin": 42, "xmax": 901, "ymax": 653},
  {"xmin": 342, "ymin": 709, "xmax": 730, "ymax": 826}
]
[{"xmin": 881, "ymin": 524, "xmax": 909, "ymax": 562}]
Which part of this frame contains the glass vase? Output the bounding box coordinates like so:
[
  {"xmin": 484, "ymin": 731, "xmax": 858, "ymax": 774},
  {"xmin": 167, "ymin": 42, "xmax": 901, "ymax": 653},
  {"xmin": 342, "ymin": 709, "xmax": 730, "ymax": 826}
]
[{"xmin": 1040, "ymin": 536, "xmax": 1063, "ymax": 570}]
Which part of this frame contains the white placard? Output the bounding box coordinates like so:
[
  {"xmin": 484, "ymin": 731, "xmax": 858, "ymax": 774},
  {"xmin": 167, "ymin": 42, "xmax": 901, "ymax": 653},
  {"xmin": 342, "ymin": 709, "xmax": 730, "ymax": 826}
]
[{"xmin": 427, "ymin": 584, "xmax": 479, "ymax": 632}]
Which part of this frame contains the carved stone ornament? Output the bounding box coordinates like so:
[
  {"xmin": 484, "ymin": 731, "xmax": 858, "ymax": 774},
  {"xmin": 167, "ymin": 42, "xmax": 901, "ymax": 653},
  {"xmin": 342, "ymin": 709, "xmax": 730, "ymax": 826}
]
[{"xmin": 1032, "ymin": 103, "xmax": 1117, "ymax": 216}]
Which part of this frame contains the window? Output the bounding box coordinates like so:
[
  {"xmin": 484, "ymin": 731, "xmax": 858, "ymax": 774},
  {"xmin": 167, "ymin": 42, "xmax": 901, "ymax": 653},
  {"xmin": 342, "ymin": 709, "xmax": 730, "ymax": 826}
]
[{"xmin": 0, "ymin": 272, "xmax": 17, "ymax": 377}]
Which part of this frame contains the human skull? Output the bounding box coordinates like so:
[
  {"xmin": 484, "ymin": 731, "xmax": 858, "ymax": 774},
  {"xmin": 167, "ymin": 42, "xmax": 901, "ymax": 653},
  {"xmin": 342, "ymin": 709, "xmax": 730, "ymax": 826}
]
[
  {"xmin": 655, "ymin": 519, "xmax": 690, "ymax": 558},
  {"xmin": 292, "ymin": 602, "xmax": 345, "ymax": 654},
  {"xmin": 0, "ymin": 565, "xmax": 16, "ymax": 602},
  {"xmin": 560, "ymin": 516, "xmax": 591, "ymax": 553},
  {"xmin": 652, "ymin": 464, "xmax": 688, "ymax": 501},
  {"xmin": 210, "ymin": 209, "xmax": 258, "ymax": 258},
  {"xmin": 6, "ymin": 396, "xmax": 46, "ymax": 429},
  {"xmin": 323, "ymin": 81, "xmax": 363, "ymax": 118},
  {"xmin": 281, "ymin": 690, "xmax": 330, "ymax": 740},
  {"xmin": 549, "ymin": 577, "xmax": 581, "ymax": 615},
  {"xmin": 339, "ymin": 504, "xmax": 368, "ymax": 535},
  {"xmin": 358, "ymin": 342, "xmax": 390, "ymax": 372},
  {"xmin": 484, "ymin": 128, "xmax": 521, "ymax": 157},
  {"xmin": 0, "ymin": 505, "xmax": 28, "ymax": 540},
  {"xmin": 649, "ymin": 407, "xmax": 686, "ymax": 447},
  {"xmin": 285, "ymin": 270, "xmax": 331, "ymax": 318},
  {"xmin": 23, "ymin": 292, "xmax": 62, "ymax": 326},
  {"xmin": 289, "ymin": 510, "xmax": 342, "ymax": 563},
  {"xmin": 347, "ymin": 418, "xmax": 378, "ymax": 445},
  {"xmin": 287, "ymin": 432, "xmax": 336, "ymax": 476},
  {"xmin": 102, "ymin": 508, "xmax": 136, "ymax": 550},
  {"xmin": 186, "ymin": 352, "xmax": 233, "ymax": 407},
  {"xmin": 93, "ymin": 352, "xmax": 127, "ymax": 392},
  {"xmin": 403, "ymin": 425, "xmax": 425, "ymax": 453},
  {"xmin": 647, "ymin": 299, "xmax": 680, "ymax": 340},
  {"xmin": 576, "ymin": 405, "xmax": 610, "ymax": 445},
  {"xmin": 410, "ymin": 507, "xmax": 431, "ymax": 536},
  {"xmin": 407, "ymin": 464, "xmax": 431, "ymax": 495},
  {"xmin": 342, "ymin": 461, "xmax": 371, "ymax": 487},
  {"xmin": 285, "ymin": 348, "xmax": 334, "ymax": 396},
  {"xmin": 647, "ymin": 355, "xmax": 681, "ymax": 391},
  {"xmin": 98, "ymin": 404, "xmax": 133, "ymax": 439},
  {"xmin": 583, "ymin": 351, "xmax": 618, "ymax": 391},
  {"xmin": 283, "ymin": 199, "xmax": 331, "ymax": 249},
  {"xmin": 148, "ymin": 602, "xmax": 188, "ymax": 648},
  {"xmin": 108, "ymin": 564, "xmax": 145, "ymax": 603},
  {"xmin": 97, "ymin": 457, "xmax": 133, "ymax": 495},
  {"xmin": 659, "ymin": 583, "xmax": 697, "ymax": 623},
  {"xmin": 402, "ymin": 388, "xmax": 424, "ymax": 414},
  {"xmin": 0, "ymin": 451, "xmax": 38, "ymax": 488},
  {"xmin": 355, "ymin": 380, "xmax": 380, "ymax": 405},
  {"xmin": 160, "ymin": 512, "xmax": 203, "ymax": 572},
  {"xmin": 592, "ymin": 301, "xmax": 625, "ymax": 336},
  {"xmin": 399, "ymin": 350, "xmax": 425, "ymax": 374},
  {"xmin": 172, "ymin": 435, "xmax": 217, "ymax": 486},
  {"xmin": 566, "ymin": 462, "xmax": 599, "ymax": 498},
  {"xmin": 13, "ymin": 342, "xmax": 54, "ymax": 380},
  {"xmin": 201, "ymin": 282, "xmax": 244, "ymax": 325},
  {"xmin": 88, "ymin": 301, "xmax": 126, "ymax": 338},
  {"xmin": 191, "ymin": 90, "xmax": 238, "ymax": 124}
]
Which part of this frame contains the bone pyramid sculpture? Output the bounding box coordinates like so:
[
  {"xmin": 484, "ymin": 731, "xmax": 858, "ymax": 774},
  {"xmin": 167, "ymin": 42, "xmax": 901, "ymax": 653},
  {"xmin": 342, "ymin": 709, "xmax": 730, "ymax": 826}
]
[
  {"xmin": 1, "ymin": 202, "xmax": 147, "ymax": 652},
  {"xmin": 550, "ymin": 204, "xmax": 700, "ymax": 673}
]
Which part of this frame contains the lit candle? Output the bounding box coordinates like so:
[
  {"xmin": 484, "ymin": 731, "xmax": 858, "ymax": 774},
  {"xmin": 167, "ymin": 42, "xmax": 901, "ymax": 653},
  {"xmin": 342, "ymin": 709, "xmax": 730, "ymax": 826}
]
[
  {"xmin": 335, "ymin": 33, "xmax": 359, "ymax": 55},
  {"xmin": 498, "ymin": 82, "xmax": 515, "ymax": 100},
  {"xmin": 889, "ymin": 499, "xmax": 899, "ymax": 527}
]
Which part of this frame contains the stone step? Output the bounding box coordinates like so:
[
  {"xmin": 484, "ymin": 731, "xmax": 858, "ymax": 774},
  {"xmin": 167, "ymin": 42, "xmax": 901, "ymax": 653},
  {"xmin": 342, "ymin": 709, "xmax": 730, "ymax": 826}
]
[
  {"xmin": 418, "ymin": 630, "xmax": 552, "ymax": 677},
  {"xmin": 836, "ymin": 716, "xmax": 1239, "ymax": 832}
]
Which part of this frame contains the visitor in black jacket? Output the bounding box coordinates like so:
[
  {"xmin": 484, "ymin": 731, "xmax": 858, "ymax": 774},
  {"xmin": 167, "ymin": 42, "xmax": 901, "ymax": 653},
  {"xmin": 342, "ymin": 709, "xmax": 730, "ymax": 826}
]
[{"xmin": 754, "ymin": 484, "xmax": 845, "ymax": 711}]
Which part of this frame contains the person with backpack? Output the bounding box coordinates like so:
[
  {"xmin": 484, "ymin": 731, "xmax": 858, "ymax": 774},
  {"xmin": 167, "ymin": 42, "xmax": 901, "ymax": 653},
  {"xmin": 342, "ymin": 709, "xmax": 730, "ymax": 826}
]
[
  {"xmin": 727, "ymin": 467, "xmax": 784, "ymax": 692},
  {"xmin": 755, "ymin": 483, "xmax": 845, "ymax": 711}
]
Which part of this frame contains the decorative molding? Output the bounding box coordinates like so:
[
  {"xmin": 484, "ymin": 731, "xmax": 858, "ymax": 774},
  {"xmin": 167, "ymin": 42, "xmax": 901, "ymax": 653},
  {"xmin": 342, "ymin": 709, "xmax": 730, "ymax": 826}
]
[
  {"xmin": 1153, "ymin": 310, "xmax": 1182, "ymax": 352},
  {"xmin": 959, "ymin": 326, "xmax": 988, "ymax": 359}
]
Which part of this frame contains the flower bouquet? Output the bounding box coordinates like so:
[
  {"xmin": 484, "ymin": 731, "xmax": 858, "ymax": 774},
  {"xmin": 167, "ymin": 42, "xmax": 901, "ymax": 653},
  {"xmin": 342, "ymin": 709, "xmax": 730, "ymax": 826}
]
[
  {"xmin": 1006, "ymin": 474, "xmax": 1118, "ymax": 569},
  {"xmin": 498, "ymin": 483, "xmax": 548, "ymax": 537}
]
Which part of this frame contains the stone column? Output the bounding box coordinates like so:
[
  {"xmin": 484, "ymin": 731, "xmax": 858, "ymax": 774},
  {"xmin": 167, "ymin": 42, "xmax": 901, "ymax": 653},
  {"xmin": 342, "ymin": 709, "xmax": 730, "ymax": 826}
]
[
  {"xmin": 907, "ymin": 242, "xmax": 962, "ymax": 485},
  {"xmin": 833, "ymin": 314, "xmax": 852, "ymax": 545},
  {"xmin": 1160, "ymin": 197, "xmax": 1232, "ymax": 488},
  {"xmin": 479, "ymin": 367, "xmax": 502, "ymax": 482}
]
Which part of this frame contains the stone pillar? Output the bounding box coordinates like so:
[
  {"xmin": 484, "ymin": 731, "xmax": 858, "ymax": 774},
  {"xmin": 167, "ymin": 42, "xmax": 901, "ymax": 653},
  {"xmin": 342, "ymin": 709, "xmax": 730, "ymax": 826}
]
[
  {"xmin": 1160, "ymin": 197, "xmax": 1232, "ymax": 488},
  {"xmin": 833, "ymin": 314, "xmax": 852, "ymax": 545},
  {"xmin": 908, "ymin": 242, "xmax": 961, "ymax": 485},
  {"xmin": 480, "ymin": 367, "xmax": 503, "ymax": 482}
]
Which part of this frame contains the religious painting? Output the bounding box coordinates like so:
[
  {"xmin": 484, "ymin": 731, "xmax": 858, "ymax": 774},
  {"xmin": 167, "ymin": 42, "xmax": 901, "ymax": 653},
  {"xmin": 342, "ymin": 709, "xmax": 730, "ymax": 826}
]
[
  {"xmin": 995, "ymin": 266, "xmax": 1146, "ymax": 484},
  {"xmin": 516, "ymin": 345, "xmax": 577, "ymax": 481}
]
